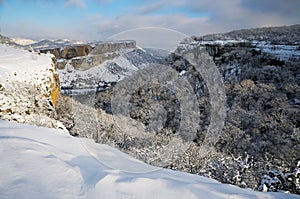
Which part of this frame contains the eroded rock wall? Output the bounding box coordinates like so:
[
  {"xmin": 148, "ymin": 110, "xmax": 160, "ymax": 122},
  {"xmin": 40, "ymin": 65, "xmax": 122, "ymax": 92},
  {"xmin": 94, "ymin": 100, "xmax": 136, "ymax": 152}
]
[
  {"xmin": 0, "ymin": 44, "xmax": 64, "ymax": 130},
  {"xmin": 40, "ymin": 45, "xmax": 93, "ymax": 60},
  {"xmin": 41, "ymin": 40, "xmax": 137, "ymax": 71}
]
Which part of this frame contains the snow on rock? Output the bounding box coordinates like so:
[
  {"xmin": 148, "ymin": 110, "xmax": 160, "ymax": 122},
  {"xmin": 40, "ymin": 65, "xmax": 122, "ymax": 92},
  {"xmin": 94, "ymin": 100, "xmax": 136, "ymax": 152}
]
[
  {"xmin": 1, "ymin": 120, "xmax": 299, "ymax": 199},
  {"xmin": 58, "ymin": 48, "xmax": 160, "ymax": 95},
  {"xmin": 252, "ymin": 41, "xmax": 300, "ymax": 60},
  {"xmin": 58, "ymin": 56, "xmax": 134, "ymax": 93},
  {"xmin": 0, "ymin": 44, "xmax": 63, "ymax": 130},
  {"xmin": 187, "ymin": 40, "xmax": 300, "ymax": 61}
]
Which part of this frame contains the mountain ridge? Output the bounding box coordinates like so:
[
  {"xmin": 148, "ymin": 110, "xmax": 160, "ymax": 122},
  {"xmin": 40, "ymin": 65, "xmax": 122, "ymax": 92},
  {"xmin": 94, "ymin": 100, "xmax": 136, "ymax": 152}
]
[{"xmin": 195, "ymin": 24, "xmax": 300, "ymax": 44}]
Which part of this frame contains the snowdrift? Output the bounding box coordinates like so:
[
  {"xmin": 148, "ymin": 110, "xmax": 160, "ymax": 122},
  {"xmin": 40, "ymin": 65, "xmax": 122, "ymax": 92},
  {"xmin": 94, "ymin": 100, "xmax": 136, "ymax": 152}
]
[{"xmin": 0, "ymin": 120, "xmax": 299, "ymax": 199}]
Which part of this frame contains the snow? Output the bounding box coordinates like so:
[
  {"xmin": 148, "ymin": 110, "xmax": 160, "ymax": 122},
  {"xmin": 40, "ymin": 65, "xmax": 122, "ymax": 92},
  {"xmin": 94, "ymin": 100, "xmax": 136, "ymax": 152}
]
[
  {"xmin": 58, "ymin": 50, "xmax": 140, "ymax": 93},
  {"xmin": 0, "ymin": 44, "xmax": 55, "ymax": 86},
  {"xmin": 11, "ymin": 38, "xmax": 37, "ymax": 46},
  {"xmin": 179, "ymin": 70, "xmax": 186, "ymax": 76},
  {"xmin": 0, "ymin": 44, "xmax": 63, "ymax": 130},
  {"xmin": 198, "ymin": 40, "xmax": 248, "ymax": 46},
  {"xmin": 195, "ymin": 40, "xmax": 300, "ymax": 60},
  {"xmin": 58, "ymin": 60, "xmax": 121, "ymax": 89},
  {"xmin": 1, "ymin": 120, "xmax": 299, "ymax": 199},
  {"xmin": 252, "ymin": 41, "xmax": 300, "ymax": 60},
  {"xmin": 0, "ymin": 43, "xmax": 57, "ymax": 113}
]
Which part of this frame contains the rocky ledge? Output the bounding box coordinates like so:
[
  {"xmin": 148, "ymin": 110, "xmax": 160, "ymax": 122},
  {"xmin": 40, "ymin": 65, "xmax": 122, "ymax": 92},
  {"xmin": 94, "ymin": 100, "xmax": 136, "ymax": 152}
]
[
  {"xmin": 0, "ymin": 43, "xmax": 65, "ymax": 130},
  {"xmin": 39, "ymin": 40, "xmax": 137, "ymax": 71}
]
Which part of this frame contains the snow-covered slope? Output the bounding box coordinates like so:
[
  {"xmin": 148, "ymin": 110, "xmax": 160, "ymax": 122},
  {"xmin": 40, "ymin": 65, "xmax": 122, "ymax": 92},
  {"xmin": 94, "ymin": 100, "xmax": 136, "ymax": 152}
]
[
  {"xmin": 1, "ymin": 120, "xmax": 299, "ymax": 199},
  {"xmin": 0, "ymin": 44, "xmax": 62, "ymax": 129},
  {"xmin": 59, "ymin": 48, "xmax": 161, "ymax": 95}
]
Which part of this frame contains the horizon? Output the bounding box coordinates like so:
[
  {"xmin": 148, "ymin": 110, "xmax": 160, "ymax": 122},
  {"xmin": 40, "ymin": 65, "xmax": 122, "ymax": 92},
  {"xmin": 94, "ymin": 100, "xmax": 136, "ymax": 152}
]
[{"xmin": 0, "ymin": 0, "xmax": 299, "ymax": 42}]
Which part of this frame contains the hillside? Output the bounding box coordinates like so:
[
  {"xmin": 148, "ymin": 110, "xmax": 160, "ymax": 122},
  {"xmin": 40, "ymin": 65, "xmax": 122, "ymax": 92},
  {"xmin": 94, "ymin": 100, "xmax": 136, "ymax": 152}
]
[
  {"xmin": 196, "ymin": 24, "xmax": 300, "ymax": 44},
  {"xmin": 53, "ymin": 25, "xmax": 300, "ymax": 194},
  {"xmin": 1, "ymin": 120, "xmax": 300, "ymax": 199}
]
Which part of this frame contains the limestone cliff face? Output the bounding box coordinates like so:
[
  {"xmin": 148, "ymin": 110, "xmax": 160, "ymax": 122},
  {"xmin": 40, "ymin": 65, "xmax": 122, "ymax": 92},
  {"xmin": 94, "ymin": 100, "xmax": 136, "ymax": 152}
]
[
  {"xmin": 0, "ymin": 44, "xmax": 64, "ymax": 130},
  {"xmin": 40, "ymin": 45, "xmax": 93, "ymax": 60},
  {"xmin": 58, "ymin": 48, "xmax": 162, "ymax": 94},
  {"xmin": 69, "ymin": 52, "xmax": 119, "ymax": 71},
  {"xmin": 41, "ymin": 40, "xmax": 137, "ymax": 71},
  {"xmin": 90, "ymin": 40, "xmax": 136, "ymax": 55},
  {"xmin": 165, "ymin": 38, "xmax": 300, "ymax": 194}
]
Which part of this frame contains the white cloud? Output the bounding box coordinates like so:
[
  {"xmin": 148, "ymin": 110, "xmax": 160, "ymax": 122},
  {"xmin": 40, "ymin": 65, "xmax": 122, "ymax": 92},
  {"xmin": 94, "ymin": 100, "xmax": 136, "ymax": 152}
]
[
  {"xmin": 64, "ymin": 0, "xmax": 86, "ymax": 9},
  {"xmin": 136, "ymin": 2, "xmax": 166, "ymax": 15},
  {"xmin": 1, "ymin": 20, "xmax": 84, "ymax": 40},
  {"xmin": 1, "ymin": 0, "xmax": 299, "ymax": 41},
  {"xmin": 179, "ymin": 0, "xmax": 299, "ymax": 29},
  {"xmin": 81, "ymin": 0, "xmax": 299, "ymax": 43},
  {"xmin": 85, "ymin": 13, "xmax": 211, "ymax": 41}
]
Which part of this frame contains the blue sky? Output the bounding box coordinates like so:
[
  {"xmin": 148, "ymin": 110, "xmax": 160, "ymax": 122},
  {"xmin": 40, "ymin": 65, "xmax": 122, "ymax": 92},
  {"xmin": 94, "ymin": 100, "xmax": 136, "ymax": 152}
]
[{"xmin": 0, "ymin": 0, "xmax": 299, "ymax": 41}]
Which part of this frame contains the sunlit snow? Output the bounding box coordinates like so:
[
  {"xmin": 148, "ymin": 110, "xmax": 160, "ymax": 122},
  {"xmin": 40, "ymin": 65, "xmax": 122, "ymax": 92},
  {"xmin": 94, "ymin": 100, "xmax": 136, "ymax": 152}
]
[{"xmin": 1, "ymin": 120, "xmax": 299, "ymax": 199}]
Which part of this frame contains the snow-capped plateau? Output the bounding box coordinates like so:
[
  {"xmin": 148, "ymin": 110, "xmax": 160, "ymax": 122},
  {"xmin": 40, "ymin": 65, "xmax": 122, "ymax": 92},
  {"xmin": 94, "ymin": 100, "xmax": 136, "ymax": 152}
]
[
  {"xmin": 192, "ymin": 25, "xmax": 300, "ymax": 61},
  {"xmin": 1, "ymin": 120, "xmax": 299, "ymax": 199},
  {"xmin": 180, "ymin": 40, "xmax": 300, "ymax": 61},
  {"xmin": 252, "ymin": 41, "xmax": 300, "ymax": 60}
]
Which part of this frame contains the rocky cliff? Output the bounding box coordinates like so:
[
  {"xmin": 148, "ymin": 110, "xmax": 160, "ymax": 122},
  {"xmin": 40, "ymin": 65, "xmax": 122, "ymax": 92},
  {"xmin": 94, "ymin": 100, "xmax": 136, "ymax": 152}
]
[
  {"xmin": 39, "ymin": 45, "xmax": 93, "ymax": 60},
  {"xmin": 0, "ymin": 43, "xmax": 64, "ymax": 130},
  {"xmin": 57, "ymin": 43, "xmax": 162, "ymax": 95},
  {"xmin": 196, "ymin": 24, "xmax": 300, "ymax": 44},
  {"xmin": 39, "ymin": 40, "xmax": 137, "ymax": 71}
]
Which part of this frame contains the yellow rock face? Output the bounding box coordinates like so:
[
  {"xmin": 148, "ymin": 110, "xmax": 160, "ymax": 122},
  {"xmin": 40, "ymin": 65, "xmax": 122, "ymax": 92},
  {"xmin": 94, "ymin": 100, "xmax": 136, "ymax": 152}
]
[
  {"xmin": 0, "ymin": 44, "xmax": 60, "ymax": 116},
  {"xmin": 50, "ymin": 72, "xmax": 60, "ymax": 108}
]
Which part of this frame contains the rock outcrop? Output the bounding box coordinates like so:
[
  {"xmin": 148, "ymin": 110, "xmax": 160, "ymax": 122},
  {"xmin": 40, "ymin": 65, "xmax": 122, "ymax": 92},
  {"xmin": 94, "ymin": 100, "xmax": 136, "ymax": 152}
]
[
  {"xmin": 40, "ymin": 40, "xmax": 137, "ymax": 71},
  {"xmin": 40, "ymin": 45, "xmax": 93, "ymax": 60},
  {"xmin": 90, "ymin": 40, "xmax": 136, "ymax": 55},
  {"xmin": 0, "ymin": 44, "xmax": 64, "ymax": 130},
  {"xmin": 0, "ymin": 35, "xmax": 21, "ymax": 47},
  {"xmin": 58, "ymin": 48, "xmax": 162, "ymax": 95}
]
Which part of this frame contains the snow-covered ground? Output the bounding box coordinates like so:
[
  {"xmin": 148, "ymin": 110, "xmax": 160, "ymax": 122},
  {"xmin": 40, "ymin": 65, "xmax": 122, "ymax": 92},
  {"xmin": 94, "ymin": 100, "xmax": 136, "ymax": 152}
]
[
  {"xmin": 0, "ymin": 44, "xmax": 55, "ymax": 86},
  {"xmin": 1, "ymin": 120, "xmax": 299, "ymax": 199}
]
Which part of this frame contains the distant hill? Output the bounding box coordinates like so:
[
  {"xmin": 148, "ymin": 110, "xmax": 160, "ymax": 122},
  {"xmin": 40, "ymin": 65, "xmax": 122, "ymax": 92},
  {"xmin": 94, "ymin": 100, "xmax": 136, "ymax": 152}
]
[
  {"xmin": 196, "ymin": 24, "xmax": 300, "ymax": 44},
  {"xmin": 0, "ymin": 34, "xmax": 85, "ymax": 50},
  {"xmin": 0, "ymin": 35, "xmax": 21, "ymax": 47}
]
